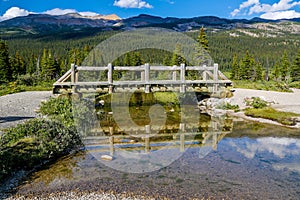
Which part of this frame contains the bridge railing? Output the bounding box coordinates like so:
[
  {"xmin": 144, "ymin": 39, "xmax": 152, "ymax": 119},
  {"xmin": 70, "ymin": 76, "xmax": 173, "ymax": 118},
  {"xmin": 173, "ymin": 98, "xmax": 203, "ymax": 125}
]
[{"xmin": 53, "ymin": 63, "xmax": 232, "ymax": 94}]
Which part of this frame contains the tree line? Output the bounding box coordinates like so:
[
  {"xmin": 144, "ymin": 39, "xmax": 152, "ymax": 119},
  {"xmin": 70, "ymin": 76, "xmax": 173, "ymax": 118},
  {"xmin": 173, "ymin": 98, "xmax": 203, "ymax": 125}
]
[{"xmin": 230, "ymin": 49, "xmax": 300, "ymax": 83}]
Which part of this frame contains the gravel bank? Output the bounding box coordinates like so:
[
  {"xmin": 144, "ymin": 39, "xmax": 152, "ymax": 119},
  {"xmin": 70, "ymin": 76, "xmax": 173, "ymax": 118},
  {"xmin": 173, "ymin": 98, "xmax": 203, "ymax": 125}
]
[
  {"xmin": 5, "ymin": 191, "xmax": 152, "ymax": 200},
  {"xmin": 0, "ymin": 91, "xmax": 53, "ymax": 131}
]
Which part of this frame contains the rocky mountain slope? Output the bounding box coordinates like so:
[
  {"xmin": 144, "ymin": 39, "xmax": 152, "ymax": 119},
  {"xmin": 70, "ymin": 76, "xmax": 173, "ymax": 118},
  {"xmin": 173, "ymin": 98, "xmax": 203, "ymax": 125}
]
[{"xmin": 0, "ymin": 13, "xmax": 299, "ymax": 36}]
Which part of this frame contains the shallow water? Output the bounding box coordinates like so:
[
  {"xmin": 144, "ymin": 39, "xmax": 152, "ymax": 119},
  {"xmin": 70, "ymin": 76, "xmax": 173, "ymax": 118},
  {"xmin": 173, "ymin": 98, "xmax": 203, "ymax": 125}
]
[{"xmin": 8, "ymin": 120, "xmax": 300, "ymax": 200}]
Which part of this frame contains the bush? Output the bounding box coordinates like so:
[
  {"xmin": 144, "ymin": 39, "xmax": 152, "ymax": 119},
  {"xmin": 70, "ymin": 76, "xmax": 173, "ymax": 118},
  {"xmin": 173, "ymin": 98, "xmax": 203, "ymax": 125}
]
[
  {"xmin": 17, "ymin": 74, "xmax": 39, "ymax": 86},
  {"xmin": 245, "ymin": 97, "xmax": 268, "ymax": 109},
  {"xmin": 289, "ymin": 81, "xmax": 300, "ymax": 89},
  {"xmin": 217, "ymin": 102, "xmax": 240, "ymax": 112},
  {"xmin": 0, "ymin": 119, "xmax": 82, "ymax": 181},
  {"xmin": 39, "ymin": 96, "xmax": 74, "ymax": 127}
]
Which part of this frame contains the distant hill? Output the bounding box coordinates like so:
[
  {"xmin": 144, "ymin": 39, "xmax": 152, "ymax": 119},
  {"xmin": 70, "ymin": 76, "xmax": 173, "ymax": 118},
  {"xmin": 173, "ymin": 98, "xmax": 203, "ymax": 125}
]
[{"xmin": 0, "ymin": 13, "xmax": 299, "ymax": 36}]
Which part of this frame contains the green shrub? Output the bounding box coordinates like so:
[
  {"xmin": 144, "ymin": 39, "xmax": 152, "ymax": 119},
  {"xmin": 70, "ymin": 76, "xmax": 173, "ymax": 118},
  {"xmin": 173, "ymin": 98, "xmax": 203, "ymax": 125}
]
[
  {"xmin": 245, "ymin": 97, "xmax": 268, "ymax": 109},
  {"xmin": 216, "ymin": 102, "xmax": 240, "ymax": 112},
  {"xmin": 289, "ymin": 81, "xmax": 300, "ymax": 89},
  {"xmin": 0, "ymin": 119, "xmax": 82, "ymax": 181},
  {"xmin": 17, "ymin": 74, "xmax": 39, "ymax": 86},
  {"xmin": 39, "ymin": 97, "xmax": 74, "ymax": 127}
]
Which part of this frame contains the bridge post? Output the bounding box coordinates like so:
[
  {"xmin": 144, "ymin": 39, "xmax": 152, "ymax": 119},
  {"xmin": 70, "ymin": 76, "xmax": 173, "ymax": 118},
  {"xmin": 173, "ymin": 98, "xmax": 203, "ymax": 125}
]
[
  {"xmin": 202, "ymin": 65, "xmax": 207, "ymax": 81},
  {"xmin": 109, "ymin": 127, "xmax": 114, "ymax": 156},
  {"xmin": 145, "ymin": 125, "xmax": 151, "ymax": 153},
  {"xmin": 141, "ymin": 71, "xmax": 145, "ymax": 81},
  {"xmin": 71, "ymin": 63, "xmax": 77, "ymax": 93},
  {"xmin": 213, "ymin": 63, "xmax": 219, "ymax": 93},
  {"xmin": 145, "ymin": 63, "xmax": 150, "ymax": 93},
  {"xmin": 108, "ymin": 63, "xmax": 113, "ymax": 94},
  {"xmin": 180, "ymin": 63, "xmax": 186, "ymax": 93},
  {"xmin": 172, "ymin": 65, "xmax": 177, "ymax": 81}
]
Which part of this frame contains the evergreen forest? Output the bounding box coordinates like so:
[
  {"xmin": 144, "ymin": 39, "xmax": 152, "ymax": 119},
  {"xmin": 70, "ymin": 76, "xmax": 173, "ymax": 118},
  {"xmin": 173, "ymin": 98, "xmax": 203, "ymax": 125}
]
[{"xmin": 0, "ymin": 26, "xmax": 300, "ymax": 93}]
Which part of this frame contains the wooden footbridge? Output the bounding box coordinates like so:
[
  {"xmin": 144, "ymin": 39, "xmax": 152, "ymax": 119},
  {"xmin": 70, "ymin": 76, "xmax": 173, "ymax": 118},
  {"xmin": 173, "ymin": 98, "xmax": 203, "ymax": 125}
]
[{"xmin": 53, "ymin": 63, "xmax": 232, "ymax": 96}]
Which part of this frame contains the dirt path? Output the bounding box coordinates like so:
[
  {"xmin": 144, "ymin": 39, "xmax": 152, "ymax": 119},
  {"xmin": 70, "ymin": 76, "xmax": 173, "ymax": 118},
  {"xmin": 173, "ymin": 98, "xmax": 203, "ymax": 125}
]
[{"xmin": 0, "ymin": 91, "xmax": 53, "ymax": 132}]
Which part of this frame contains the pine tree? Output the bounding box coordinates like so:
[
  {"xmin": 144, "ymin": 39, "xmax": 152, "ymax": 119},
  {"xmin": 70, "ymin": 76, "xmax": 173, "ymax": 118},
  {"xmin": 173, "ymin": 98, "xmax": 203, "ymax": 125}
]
[
  {"xmin": 27, "ymin": 54, "xmax": 36, "ymax": 74},
  {"xmin": 40, "ymin": 48, "xmax": 48, "ymax": 79},
  {"xmin": 194, "ymin": 26, "xmax": 210, "ymax": 66},
  {"xmin": 291, "ymin": 49, "xmax": 300, "ymax": 82},
  {"xmin": 230, "ymin": 54, "xmax": 239, "ymax": 80},
  {"xmin": 240, "ymin": 51, "xmax": 252, "ymax": 80},
  {"xmin": 124, "ymin": 53, "xmax": 131, "ymax": 66},
  {"xmin": 254, "ymin": 62, "xmax": 263, "ymax": 81},
  {"xmin": 163, "ymin": 55, "xmax": 171, "ymax": 66},
  {"xmin": 280, "ymin": 51, "xmax": 290, "ymax": 82},
  {"xmin": 131, "ymin": 52, "xmax": 144, "ymax": 66},
  {"xmin": 197, "ymin": 26, "xmax": 209, "ymax": 51},
  {"xmin": 40, "ymin": 49, "xmax": 60, "ymax": 80},
  {"xmin": 10, "ymin": 51, "xmax": 25, "ymax": 79},
  {"xmin": 272, "ymin": 62, "xmax": 280, "ymax": 81},
  {"xmin": 171, "ymin": 44, "xmax": 186, "ymax": 66},
  {"xmin": 0, "ymin": 40, "xmax": 12, "ymax": 82}
]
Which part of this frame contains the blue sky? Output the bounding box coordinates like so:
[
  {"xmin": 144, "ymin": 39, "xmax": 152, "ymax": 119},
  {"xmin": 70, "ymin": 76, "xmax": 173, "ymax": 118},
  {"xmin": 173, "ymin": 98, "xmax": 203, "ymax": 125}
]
[{"xmin": 0, "ymin": 0, "xmax": 300, "ymax": 21}]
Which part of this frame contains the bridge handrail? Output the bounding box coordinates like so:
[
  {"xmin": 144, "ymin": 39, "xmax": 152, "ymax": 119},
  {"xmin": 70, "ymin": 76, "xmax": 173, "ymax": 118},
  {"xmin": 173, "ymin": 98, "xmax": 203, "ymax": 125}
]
[{"xmin": 54, "ymin": 63, "xmax": 232, "ymax": 94}]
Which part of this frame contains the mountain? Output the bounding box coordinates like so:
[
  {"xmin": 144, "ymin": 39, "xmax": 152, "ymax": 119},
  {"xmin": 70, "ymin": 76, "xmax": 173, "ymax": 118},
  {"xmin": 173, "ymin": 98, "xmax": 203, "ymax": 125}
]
[{"xmin": 0, "ymin": 13, "xmax": 299, "ymax": 36}]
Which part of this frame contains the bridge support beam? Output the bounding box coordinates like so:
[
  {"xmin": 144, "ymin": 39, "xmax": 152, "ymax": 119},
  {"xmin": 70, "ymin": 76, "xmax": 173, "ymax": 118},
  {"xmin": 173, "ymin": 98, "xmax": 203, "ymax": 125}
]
[
  {"xmin": 71, "ymin": 64, "xmax": 76, "ymax": 93},
  {"xmin": 145, "ymin": 63, "xmax": 150, "ymax": 93},
  {"xmin": 213, "ymin": 63, "xmax": 219, "ymax": 94},
  {"xmin": 108, "ymin": 63, "xmax": 114, "ymax": 94},
  {"xmin": 180, "ymin": 63, "xmax": 186, "ymax": 93}
]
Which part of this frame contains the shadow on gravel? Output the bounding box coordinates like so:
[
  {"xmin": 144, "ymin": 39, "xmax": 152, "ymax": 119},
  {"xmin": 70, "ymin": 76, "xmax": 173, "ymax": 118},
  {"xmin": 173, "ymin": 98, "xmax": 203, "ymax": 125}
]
[{"xmin": 0, "ymin": 116, "xmax": 34, "ymax": 124}]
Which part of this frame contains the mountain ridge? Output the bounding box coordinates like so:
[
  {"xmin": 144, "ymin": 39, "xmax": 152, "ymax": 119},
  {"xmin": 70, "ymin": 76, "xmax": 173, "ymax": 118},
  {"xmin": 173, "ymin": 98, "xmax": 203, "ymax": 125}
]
[{"xmin": 0, "ymin": 13, "xmax": 299, "ymax": 36}]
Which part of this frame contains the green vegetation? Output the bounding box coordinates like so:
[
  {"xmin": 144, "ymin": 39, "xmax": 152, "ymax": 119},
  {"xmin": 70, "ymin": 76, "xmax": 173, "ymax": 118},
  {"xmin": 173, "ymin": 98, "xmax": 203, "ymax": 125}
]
[
  {"xmin": 0, "ymin": 119, "xmax": 81, "ymax": 181},
  {"xmin": 0, "ymin": 95, "xmax": 88, "ymax": 181},
  {"xmin": 216, "ymin": 102, "xmax": 240, "ymax": 112},
  {"xmin": 244, "ymin": 97, "xmax": 269, "ymax": 109},
  {"xmin": 243, "ymin": 97, "xmax": 300, "ymax": 126},
  {"xmin": 0, "ymin": 81, "xmax": 52, "ymax": 96},
  {"xmin": 245, "ymin": 107, "xmax": 300, "ymax": 126},
  {"xmin": 232, "ymin": 80, "xmax": 292, "ymax": 92}
]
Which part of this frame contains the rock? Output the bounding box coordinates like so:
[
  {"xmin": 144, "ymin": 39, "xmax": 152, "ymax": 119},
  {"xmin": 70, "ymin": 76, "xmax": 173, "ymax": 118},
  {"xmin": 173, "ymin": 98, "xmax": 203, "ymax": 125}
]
[{"xmin": 101, "ymin": 155, "xmax": 113, "ymax": 161}]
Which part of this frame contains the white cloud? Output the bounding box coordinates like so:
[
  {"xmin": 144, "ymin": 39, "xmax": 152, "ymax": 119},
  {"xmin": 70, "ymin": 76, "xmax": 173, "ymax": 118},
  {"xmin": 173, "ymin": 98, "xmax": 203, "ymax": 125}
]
[
  {"xmin": 0, "ymin": 7, "xmax": 104, "ymax": 22},
  {"xmin": 0, "ymin": 7, "xmax": 31, "ymax": 21},
  {"xmin": 43, "ymin": 8, "xmax": 77, "ymax": 16},
  {"xmin": 231, "ymin": 0, "xmax": 259, "ymax": 16},
  {"xmin": 261, "ymin": 10, "xmax": 300, "ymax": 19},
  {"xmin": 249, "ymin": 0, "xmax": 300, "ymax": 14},
  {"xmin": 231, "ymin": 0, "xmax": 300, "ymax": 19},
  {"xmin": 231, "ymin": 137, "xmax": 300, "ymax": 159},
  {"xmin": 113, "ymin": 0, "xmax": 153, "ymax": 8}
]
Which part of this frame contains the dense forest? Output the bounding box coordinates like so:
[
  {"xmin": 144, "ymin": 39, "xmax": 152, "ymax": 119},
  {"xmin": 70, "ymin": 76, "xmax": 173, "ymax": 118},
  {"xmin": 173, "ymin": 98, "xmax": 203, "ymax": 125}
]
[{"xmin": 0, "ymin": 26, "xmax": 300, "ymax": 88}]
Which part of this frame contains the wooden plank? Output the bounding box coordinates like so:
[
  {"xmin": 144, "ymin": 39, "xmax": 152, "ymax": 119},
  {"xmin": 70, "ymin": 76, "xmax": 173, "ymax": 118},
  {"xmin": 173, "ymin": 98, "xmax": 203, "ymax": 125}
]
[
  {"xmin": 77, "ymin": 66, "xmax": 108, "ymax": 71},
  {"xmin": 53, "ymin": 80, "xmax": 232, "ymax": 87},
  {"xmin": 55, "ymin": 69, "xmax": 72, "ymax": 83},
  {"xmin": 114, "ymin": 66, "xmax": 145, "ymax": 71}
]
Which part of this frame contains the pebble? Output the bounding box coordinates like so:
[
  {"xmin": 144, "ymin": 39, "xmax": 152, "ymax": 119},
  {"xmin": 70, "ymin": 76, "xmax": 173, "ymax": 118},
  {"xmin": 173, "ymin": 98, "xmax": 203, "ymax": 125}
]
[{"xmin": 4, "ymin": 191, "xmax": 153, "ymax": 200}]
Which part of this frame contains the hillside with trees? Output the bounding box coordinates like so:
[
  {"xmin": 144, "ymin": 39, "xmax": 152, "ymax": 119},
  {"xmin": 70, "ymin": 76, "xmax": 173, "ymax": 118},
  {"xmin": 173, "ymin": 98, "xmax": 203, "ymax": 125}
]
[{"xmin": 0, "ymin": 24, "xmax": 300, "ymax": 94}]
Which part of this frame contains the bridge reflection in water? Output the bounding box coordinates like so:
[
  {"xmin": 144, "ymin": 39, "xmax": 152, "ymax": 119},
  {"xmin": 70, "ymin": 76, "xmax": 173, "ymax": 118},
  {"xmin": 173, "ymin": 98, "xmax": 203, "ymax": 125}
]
[{"xmin": 83, "ymin": 107, "xmax": 233, "ymax": 160}]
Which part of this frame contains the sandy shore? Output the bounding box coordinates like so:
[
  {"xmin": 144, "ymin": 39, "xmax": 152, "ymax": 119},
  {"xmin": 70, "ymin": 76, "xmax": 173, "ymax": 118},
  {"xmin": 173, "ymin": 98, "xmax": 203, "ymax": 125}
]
[{"xmin": 229, "ymin": 88, "xmax": 300, "ymax": 114}]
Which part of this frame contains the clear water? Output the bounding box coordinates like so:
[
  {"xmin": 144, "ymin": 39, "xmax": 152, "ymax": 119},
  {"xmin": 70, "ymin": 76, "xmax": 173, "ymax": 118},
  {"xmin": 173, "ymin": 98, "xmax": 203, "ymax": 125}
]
[{"xmin": 12, "ymin": 120, "xmax": 300, "ymax": 199}]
